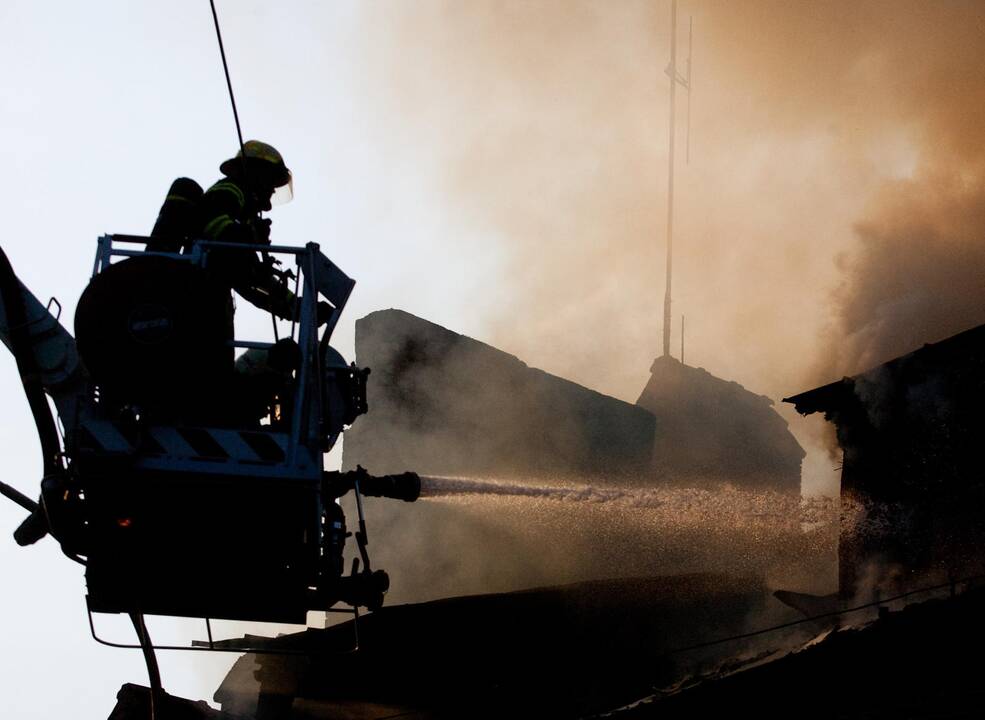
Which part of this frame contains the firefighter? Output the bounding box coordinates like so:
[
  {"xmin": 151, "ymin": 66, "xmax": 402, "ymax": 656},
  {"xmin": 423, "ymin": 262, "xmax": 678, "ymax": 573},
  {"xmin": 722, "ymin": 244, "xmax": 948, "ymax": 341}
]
[
  {"xmin": 204, "ymin": 141, "xmax": 337, "ymax": 425},
  {"xmin": 198, "ymin": 140, "xmax": 298, "ymax": 320},
  {"xmin": 205, "ymin": 139, "xmax": 293, "ymax": 242},
  {"xmin": 143, "ymin": 142, "xmax": 325, "ymax": 425},
  {"xmin": 148, "ymin": 141, "xmax": 328, "ymax": 322}
]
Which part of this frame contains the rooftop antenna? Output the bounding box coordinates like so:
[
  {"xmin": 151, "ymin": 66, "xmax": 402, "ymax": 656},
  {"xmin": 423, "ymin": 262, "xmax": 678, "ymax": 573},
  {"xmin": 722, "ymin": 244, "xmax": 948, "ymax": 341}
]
[
  {"xmin": 686, "ymin": 15, "xmax": 693, "ymax": 165},
  {"xmin": 662, "ymin": 0, "xmax": 692, "ymax": 358}
]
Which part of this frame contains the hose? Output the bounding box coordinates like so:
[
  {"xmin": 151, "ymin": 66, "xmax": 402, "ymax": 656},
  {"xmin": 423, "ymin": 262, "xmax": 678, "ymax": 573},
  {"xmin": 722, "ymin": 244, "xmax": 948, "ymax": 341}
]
[
  {"xmin": 0, "ymin": 246, "xmax": 62, "ymax": 544},
  {"xmin": 0, "ymin": 481, "xmax": 39, "ymax": 513}
]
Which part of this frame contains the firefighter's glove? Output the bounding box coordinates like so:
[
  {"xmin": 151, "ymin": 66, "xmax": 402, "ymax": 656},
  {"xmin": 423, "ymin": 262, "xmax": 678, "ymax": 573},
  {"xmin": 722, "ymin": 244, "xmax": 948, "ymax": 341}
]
[
  {"xmin": 316, "ymin": 301, "xmax": 334, "ymax": 326},
  {"xmin": 253, "ymin": 217, "xmax": 272, "ymax": 244}
]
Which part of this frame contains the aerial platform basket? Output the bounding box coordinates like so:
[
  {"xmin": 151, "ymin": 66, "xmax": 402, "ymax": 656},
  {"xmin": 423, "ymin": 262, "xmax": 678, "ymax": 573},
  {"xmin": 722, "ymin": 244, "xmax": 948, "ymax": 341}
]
[
  {"xmin": 73, "ymin": 235, "xmax": 393, "ymax": 626},
  {"xmin": 0, "ymin": 235, "xmax": 418, "ymax": 635}
]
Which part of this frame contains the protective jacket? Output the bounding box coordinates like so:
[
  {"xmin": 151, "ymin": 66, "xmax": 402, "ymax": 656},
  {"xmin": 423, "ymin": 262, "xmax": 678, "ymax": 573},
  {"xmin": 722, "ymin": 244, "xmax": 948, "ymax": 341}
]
[
  {"xmin": 146, "ymin": 174, "xmax": 292, "ymax": 320},
  {"xmin": 196, "ymin": 176, "xmax": 297, "ymax": 320},
  {"xmin": 199, "ymin": 176, "xmax": 269, "ymax": 245}
]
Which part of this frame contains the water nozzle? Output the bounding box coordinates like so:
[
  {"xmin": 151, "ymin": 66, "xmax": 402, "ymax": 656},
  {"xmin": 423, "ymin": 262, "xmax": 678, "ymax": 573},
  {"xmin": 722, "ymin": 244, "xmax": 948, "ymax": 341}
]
[{"xmin": 323, "ymin": 468, "xmax": 421, "ymax": 503}]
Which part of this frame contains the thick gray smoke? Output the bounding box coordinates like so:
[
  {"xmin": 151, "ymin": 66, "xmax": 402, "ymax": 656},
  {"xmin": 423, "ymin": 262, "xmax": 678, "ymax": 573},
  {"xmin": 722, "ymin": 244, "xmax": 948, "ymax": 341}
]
[
  {"xmin": 823, "ymin": 172, "xmax": 985, "ymax": 376},
  {"xmin": 339, "ymin": 0, "xmax": 985, "ymax": 606},
  {"xmin": 353, "ymin": 0, "xmax": 985, "ymax": 399}
]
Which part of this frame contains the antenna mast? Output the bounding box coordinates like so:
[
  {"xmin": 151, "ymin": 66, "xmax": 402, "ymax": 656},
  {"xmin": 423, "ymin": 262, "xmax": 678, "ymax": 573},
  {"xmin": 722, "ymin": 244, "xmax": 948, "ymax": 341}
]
[
  {"xmin": 209, "ymin": 0, "xmax": 248, "ymax": 164},
  {"xmin": 662, "ymin": 0, "xmax": 692, "ymax": 358}
]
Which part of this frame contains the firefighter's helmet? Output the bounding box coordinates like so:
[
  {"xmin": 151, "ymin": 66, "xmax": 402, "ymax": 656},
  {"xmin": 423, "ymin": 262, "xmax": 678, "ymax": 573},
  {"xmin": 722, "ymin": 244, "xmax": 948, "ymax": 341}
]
[{"xmin": 220, "ymin": 140, "xmax": 293, "ymax": 204}]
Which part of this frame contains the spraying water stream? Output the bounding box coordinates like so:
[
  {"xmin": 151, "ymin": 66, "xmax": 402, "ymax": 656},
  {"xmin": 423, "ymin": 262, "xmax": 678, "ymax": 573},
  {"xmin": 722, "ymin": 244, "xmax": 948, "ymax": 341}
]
[
  {"xmin": 417, "ymin": 474, "xmax": 836, "ymax": 526},
  {"xmin": 356, "ymin": 474, "xmax": 846, "ymax": 606}
]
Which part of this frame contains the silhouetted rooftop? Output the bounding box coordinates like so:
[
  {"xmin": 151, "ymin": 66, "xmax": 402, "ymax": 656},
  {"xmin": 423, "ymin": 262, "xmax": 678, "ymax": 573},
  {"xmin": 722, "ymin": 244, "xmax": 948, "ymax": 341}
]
[{"xmin": 784, "ymin": 323, "xmax": 985, "ymax": 416}]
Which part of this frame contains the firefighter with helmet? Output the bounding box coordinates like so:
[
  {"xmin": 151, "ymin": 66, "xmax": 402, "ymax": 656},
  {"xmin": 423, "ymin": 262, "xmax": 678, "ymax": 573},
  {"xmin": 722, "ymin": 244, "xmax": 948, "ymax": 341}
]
[
  {"xmin": 209, "ymin": 139, "xmax": 294, "ymax": 239},
  {"xmin": 146, "ymin": 141, "xmax": 325, "ymax": 424},
  {"xmin": 201, "ymin": 140, "xmax": 297, "ymax": 320},
  {"xmin": 150, "ymin": 140, "xmax": 302, "ymax": 320}
]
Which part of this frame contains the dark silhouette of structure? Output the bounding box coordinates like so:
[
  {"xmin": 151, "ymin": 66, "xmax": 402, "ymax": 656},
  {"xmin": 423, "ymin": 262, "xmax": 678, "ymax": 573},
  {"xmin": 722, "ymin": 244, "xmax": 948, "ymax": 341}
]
[
  {"xmin": 342, "ymin": 309, "xmax": 656, "ymax": 482},
  {"xmin": 0, "ymin": 236, "xmax": 420, "ymax": 708},
  {"xmin": 344, "ymin": 309, "xmax": 804, "ymax": 490},
  {"xmin": 618, "ymin": 581, "xmax": 985, "ymax": 719},
  {"xmin": 637, "ymin": 355, "xmax": 804, "ymax": 489},
  {"xmin": 212, "ymin": 574, "xmax": 764, "ymax": 719},
  {"xmin": 109, "ymin": 684, "xmax": 227, "ymax": 720},
  {"xmin": 786, "ymin": 323, "xmax": 985, "ymax": 599}
]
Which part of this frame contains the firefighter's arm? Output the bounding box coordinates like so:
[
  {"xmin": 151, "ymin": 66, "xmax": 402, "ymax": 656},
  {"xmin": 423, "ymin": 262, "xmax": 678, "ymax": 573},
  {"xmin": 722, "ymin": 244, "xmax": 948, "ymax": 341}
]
[
  {"xmin": 234, "ymin": 255, "xmax": 326, "ymax": 322},
  {"xmin": 234, "ymin": 277, "xmax": 331, "ymax": 325},
  {"xmin": 234, "ymin": 268, "xmax": 298, "ymax": 320}
]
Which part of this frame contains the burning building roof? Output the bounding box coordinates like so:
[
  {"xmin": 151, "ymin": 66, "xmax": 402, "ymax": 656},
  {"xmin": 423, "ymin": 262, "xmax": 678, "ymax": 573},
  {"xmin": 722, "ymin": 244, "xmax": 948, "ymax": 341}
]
[
  {"xmin": 342, "ymin": 309, "xmax": 804, "ymax": 490},
  {"xmin": 785, "ymin": 323, "xmax": 985, "ymax": 598},
  {"xmin": 637, "ymin": 355, "xmax": 804, "ymax": 489},
  {"xmin": 212, "ymin": 574, "xmax": 765, "ymax": 719},
  {"xmin": 342, "ymin": 309, "xmax": 656, "ymax": 482},
  {"xmin": 618, "ymin": 581, "xmax": 985, "ymax": 719}
]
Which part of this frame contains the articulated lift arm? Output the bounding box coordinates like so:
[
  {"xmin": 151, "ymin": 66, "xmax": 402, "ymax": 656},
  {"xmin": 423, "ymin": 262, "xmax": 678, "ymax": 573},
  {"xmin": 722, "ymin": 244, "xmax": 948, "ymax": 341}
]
[
  {"xmin": 0, "ymin": 249, "xmax": 84, "ymax": 409},
  {"xmin": 0, "ymin": 247, "xmax": 84, "ymax": 544}
]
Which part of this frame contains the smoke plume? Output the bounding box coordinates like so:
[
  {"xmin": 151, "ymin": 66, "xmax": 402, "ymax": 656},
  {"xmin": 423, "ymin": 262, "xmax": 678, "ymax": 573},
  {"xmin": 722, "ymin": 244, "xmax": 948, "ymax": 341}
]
[
  {"xmin": 355, "ymin": 0, "xmax": 985, "ymax": 400},
  {"xmin": 823, "ymin": 170, "xmax": 985, "ymax": 376}
]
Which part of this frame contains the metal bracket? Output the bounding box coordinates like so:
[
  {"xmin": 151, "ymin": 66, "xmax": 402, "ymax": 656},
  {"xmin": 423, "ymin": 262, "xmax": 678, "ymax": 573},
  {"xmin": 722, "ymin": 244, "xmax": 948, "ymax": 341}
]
[
  {"xmin": 87, "ymin": 599, "xmax": 361, "ymax": 656},
  {"xmin": 46, "ymin": 297, "xmax": 62, "ymax": 321}
]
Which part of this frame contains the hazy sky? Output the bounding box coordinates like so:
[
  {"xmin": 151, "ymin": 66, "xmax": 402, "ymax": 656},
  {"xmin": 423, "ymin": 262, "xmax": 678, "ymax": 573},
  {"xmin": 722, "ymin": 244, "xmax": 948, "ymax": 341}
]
[{"xmin": 2, "ymin": 1, "xmax": 984, "ymax": 717}]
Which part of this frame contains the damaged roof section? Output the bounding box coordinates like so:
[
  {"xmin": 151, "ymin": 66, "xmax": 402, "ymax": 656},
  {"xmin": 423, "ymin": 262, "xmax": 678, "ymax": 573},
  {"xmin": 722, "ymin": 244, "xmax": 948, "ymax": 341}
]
[
  {"xmin": 212, "ymin": 574, "xmax": 765, "ymax": 719},
  {"xmin": 784, "ymin": 323, "xmax": 985, "ymax": 597},
  {"xmin": 342, "ymin": 309, "xmax": 656, "ymax": 482},
  {"xmin": 785, "ymin": 323, "xmax": 985, "ymax": 420},
  {"xmin": 343, "ymin": 309, "xmax": 804, "ymax": 490},
  {"xmin": 638, "ymin": 355, "xmax": 804, "ymax": 489}
]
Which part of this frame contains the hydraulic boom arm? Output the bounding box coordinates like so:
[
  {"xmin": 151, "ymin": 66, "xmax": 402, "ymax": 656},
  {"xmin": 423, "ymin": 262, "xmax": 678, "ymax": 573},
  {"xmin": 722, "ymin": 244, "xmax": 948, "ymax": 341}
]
[
  {"xmin": 0, "ymin": 247, "xmax": 84, "ymax": 544},
  {"xmin": 0, "ymin": 249, "xmax": 84, "ymax": 417}
]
